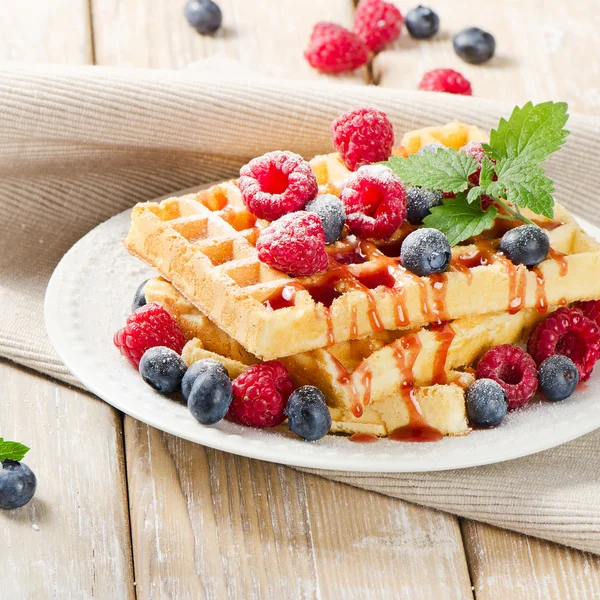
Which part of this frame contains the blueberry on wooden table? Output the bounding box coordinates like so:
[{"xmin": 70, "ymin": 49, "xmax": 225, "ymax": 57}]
[
  {"xmin": 405, "ymin": 6, "xmax": 440, "ymax": 40},
  {"xmin": 184, "ymin": 0, "xmax": 222, "ymax": 35},
  {"xmin": 453, "ymin": 27, "xmax": 496, "ymax": 64},
  {"xmin": 0, "ymin": 460, "xmax": 37, "ymax": 509}
]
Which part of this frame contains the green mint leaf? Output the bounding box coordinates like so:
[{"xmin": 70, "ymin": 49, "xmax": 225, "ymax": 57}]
[
  {"xmin": 479, "ymin": 156, "xmax": 495, "ymax": 188},
  {"xmin": 383, "ymin": 149, "xmax": 478, "ymax": 193},
  {"xmin": 488, "ymin": 101, "xmax": 569, "ymax": 165},
  {"xmin": 466, "ymin": 187, "xmax": 483, "ymax": 204},
  {"xmin": 0, "ymin": 438, "xmax": 30, "ymax": 462},
  {"xmin": 423, "ymin": 197, "xmax": 498, "ymax": 245},
  {"xmin": 491, "ymin": 158, "xmax": 555, "ymax": 219}
]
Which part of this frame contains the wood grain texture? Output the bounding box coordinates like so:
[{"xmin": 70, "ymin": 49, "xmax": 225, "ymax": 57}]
[
  {"xmin": 125, "ymin": 419, "xmax": 474, "ymax": 600},
  {"xmin": 91, "ymin": 0, "xmax": 367, "ymax": 82},
  {"xmin": 374, "ymin": 0, "xmax": 600, "ymax": 115},
  {"xmin": 0, "ymin": 0, "xmax": 93, "ymax": 63},
  {"xmin": 462, "ymin": 520, "xmax": 600, "ymax": 599},
  {"xmin": 0, "ymin": 362, "xmax": 134, "ymax": 598}
]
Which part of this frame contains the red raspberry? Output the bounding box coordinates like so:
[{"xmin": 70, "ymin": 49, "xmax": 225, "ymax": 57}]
[
  {"xmin": 461, "ymin": 141, "xmax": 496, "ymax": 209},
  {"xmin": 304, "ymin": 22, "xmax": 369, "ymax": 74},
  {"xmin": 331, "ymin": 107, "xmax": 395, "ymax": 171},
  {"xmin": 239, "ymin": 151, "xmax": 318, "ymax": 221},
  {"xmin": 114, "ymin": 303, "xmax": 186, "ymax": 368},
  {"xmin": 574, "ymin": 300, "xmax": 600, "ymax": 327},
  {"xmin": 229, "ymin": 361, "xmax": 295, "ymax": 427},
  {"xmin": 256, "ymin": 211, "xmax": 329, "ymax": 276},
  {"xmin": 418, "ymin": 69, "xmax": 473, "ymax": 96},
  {"xmin": 477, "ymin": 345, "xmax": 538, "ymax": 409},
  {"xmin": 528, "ymin": 307, "xmax": 600, "ymax": 382},
  {"xmin": 340, "ymin": 165, "xmax": 407, "ymax": 239},
  {"xmin": 353, "ymin": 0, "xmax": 403, "ymax": 53}
]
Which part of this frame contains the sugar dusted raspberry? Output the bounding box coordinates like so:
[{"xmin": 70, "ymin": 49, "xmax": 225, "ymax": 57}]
[
  {"xmin": 418, "ymin": 69, "xmax": 473, "ymax": 95},
  {"xmin": 229, "ymin": 361, "xmax": 295, "ymax": 427},
  {"xmin": 239, "ymin": 151, "xmax": 318, "ymax": 221},
  {"xmin": 477, "ymin": 344, "xmax": 538, "ymax": 409},
  {"xmin": 340, "ymin": 164, "xmax": 407, "ymax": 239},
  {"xmin": 114, "ymin": 303, "xmax": 186, "ymax": 368},
  {"xmin": 574, "ymin": 300, "xmax": 600, "ymax": 327},
  {"xmin": 331, "ymin": 107, "xmax": 395, "ymax": 171},
  {"xmin": 256, "ymin": 211, "xmax": 329, "ymax": 276},
  {"xmin": 528, "ymin": 307, "xmax": 600, "ymax": 382},
  {"xmin": 353, "ymin": 0, "xmax": 404, "ymax": 53},
  {"xmin": 304, "ymin": 22, "xmax": 369, "ymax": 74}
]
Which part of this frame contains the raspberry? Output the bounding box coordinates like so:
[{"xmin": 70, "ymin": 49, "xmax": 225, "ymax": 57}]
[
  {"xmin": 304, "ymin": 22, "xmax": 369, "ymax": 74},
  {"xmin": 256, "ymin": 211, "xmax": 329, "ymax": 276},
  {"xmin": 574, "ymin": 300, "xmax": 600, "ymax": 327},
  {"xmin": 527, "ymin": 307, "xmax": 600, "ymax": 382},
  {"xmin": 353, "ymin": 0, "xmax": 403, "ymax": 53},
  {"xmin": 331, "ymin": 107, "xmax": 395, "ymax": 171},
  {"xmin": 229, "ymin": 361, "xmax": 295, "ymax": 427},
  {"xmin": 114, "ymin": 303, "xmax": 186, "ymax": 368},
  {"xmin": 239, "ymin": 151, "xmax": 318, "ymax": 221},
  {"xmin": 418, "ymin": 69, "xmax": 473, "ymax": 96},
  {"xmin": 340, "ymin": 164, "xmax": 407, "ymax": 239},
  {"xmin": 477, "ymin": 345, "xmax": 538, "ymax": 409}
]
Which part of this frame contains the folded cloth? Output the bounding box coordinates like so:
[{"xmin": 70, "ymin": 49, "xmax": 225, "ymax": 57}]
[{"xmin": 2, "ymin": 63, "xmax": 600, "ymax": 554}]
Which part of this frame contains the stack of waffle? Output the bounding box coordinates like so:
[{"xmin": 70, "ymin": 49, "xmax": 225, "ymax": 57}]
[{"xmin": 124, "ymin": 122, "xmax": 600, "ymax": 439}]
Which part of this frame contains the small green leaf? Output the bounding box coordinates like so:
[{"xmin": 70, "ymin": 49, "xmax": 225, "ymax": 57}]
[
  {"xmin": 383, "ymin": 149, "xmax": 478, "ymax": 193},
  {"xmin": 466, "ymin": 187, "xmax": 483, "ymax": 204},
  {"xmin": 480, "ymin": 156, "xmax": 495, "ymax": 188},
  {"xmin": 488, "ymin": 101, "xmax": 569, "ymax": 165},
  {"xmin": 423, "ymin": 197, "xmax": 498, "ymax": 245},
  {"xmin": 0, "ymin": 438, "xmax": 30, "ymax": 462}
]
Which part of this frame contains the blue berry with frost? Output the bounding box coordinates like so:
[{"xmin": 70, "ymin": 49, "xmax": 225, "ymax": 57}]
[
  {"xmin": 405, "ymin": 187, "xmax": 443, "ymax": 225},
  {"xmin": 285, "ymin": 386, "xmax": 331, "ymax": 441},
  {"xmin": 139, "ymin": 346, "xmax": 187, "ymax": 393},
  {"xmin": 400, "ymin": 228, "xmax": 451, "ymax": 276},
  {"xmin": 499, "ymin": 225, "xmax": 549, "ymax": 266},
  {"xmin": 305, "ymin": 194, "xmax": 346, "ymax": 243},
  {"xmin": 466, "ymin": 379, "xmax": 507, "ymax": 427},
  {"xmin": 188, "ymin": 369, "xmax": 233, "ymax": 425},
  {"xmin": 538, "ymin": 355, "xmax": 579, "ymax": 401},
  {"xmin": 182, "ymin": 358, "xmax": 228, "ymax": 401}
]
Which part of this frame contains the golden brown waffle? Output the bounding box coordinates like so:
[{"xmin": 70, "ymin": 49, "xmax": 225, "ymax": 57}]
[
  {"xmin": 146, "ymin": 278, "xmax": 548, "ymax": 437},
  {"xmin": 125, "ymin": 157, "xmax": 600, "ymax": 360}
]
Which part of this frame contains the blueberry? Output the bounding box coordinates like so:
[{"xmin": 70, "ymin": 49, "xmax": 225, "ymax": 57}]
[
  {"xmin": 132, "ymin": 279, "xmax": 149, "ymax": 312},
  {"xmin": 499, "ymin": 224, "xmax": 549, "ymax": 266},
  {"xmin": 405, "ymin": 187, "xmax": 444, "ymax": 225},
  {"xmin": 400, "ymin": 228, "xmax": 451, "ymax": 276},
  {"xmin": 538, "ymin": 355, "xmax": 579, "ymax": 402},
  {"xmin": 285, "ymin": 386, "xmax": 331, "ymax": 441},
  {"xmin": 405, "ymin": 6, "xmax": 440, "ymax": 40},
  {"xmin": 0, "ymin": 460, "xmax": 37, "ymax": 509},
  {"xmin": 182, "ymin": 358, "xmax": 228, "ymax": 401},
  {"xmin": 453, "ymin": 27, "xmax": 496, "ymax": 65},
  {"xmin": 466, "ymin": 379, "xmax": 507, "ymax": 428},
  {"xmin": 305, "ymin": 194, "xmax": 346, "ymax": 244},
  {"xmin": 139, "ymin": 346, "xmax": 187, "ymax": 393},
  {"xmin": 184, "ymin": 0, "xmax": 222, "ymax": 35},
  {"xmin": 416, "ymin": 143, "xmax": 445, "ymax": 155},
  {"xmin": 187, "ymin": 368, "xmax": 232, "ymax": 425}
]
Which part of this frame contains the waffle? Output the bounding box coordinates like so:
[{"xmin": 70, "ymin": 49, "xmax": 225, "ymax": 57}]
[
  {"xmin": 125, "ymin": 157, "xmax": 600, "ymax": 360},
  {"xmin": 146, "ymin": 278, "xmax": 547, "ymax": 437}
]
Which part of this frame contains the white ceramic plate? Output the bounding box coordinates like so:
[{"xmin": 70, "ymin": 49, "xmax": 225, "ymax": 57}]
[{"xmin": 45, "ymin": 198, "xmax": 600, "ymax": 472}]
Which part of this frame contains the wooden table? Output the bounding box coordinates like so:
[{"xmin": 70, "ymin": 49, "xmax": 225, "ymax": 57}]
[{"xmin": 3, "ymin": 1, "xmax": 600, "ymax": 598}]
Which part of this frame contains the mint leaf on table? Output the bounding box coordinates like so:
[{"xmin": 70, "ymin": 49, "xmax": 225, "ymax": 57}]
[
  {"xmin": 0, "ymin": 438, "xmax": 30, "ymax": 462},
  {"xmin": 485, "ymin": 101, "xmax": 569, "ymax": 164},
  {"xmin": 423, "ymin": 196, "xmax": 498, "ymax": 246},
  {"xmin": 384, "ymin": 148, "xmax": 478, "ymax": 193}
]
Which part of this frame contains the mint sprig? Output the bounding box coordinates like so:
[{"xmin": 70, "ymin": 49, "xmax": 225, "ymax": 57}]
[
  {"xmin": 0, "ymin": 438, "xmax": 30, "ymax": 462},
  {"xmin": 382, "ymin": 101, "xmax": 570, "ymax": 244}
]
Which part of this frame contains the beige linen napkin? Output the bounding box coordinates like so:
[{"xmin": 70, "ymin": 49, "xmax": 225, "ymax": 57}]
[{"xmin": 3, "ymin": 63, "xmax": 600, "ymax": 554}]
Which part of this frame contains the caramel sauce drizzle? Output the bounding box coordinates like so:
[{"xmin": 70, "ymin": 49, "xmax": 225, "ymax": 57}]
[
  {"xmin": 548, "ymin": 247, "xmax": 569, "ymax": 277},
  {"xmin": 532, "ymin": 266, "xmax": 548, "ymax": 314},
  {"xmin": 430, "ymin": 322, "xmax": 456, "ymax": 384}
]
